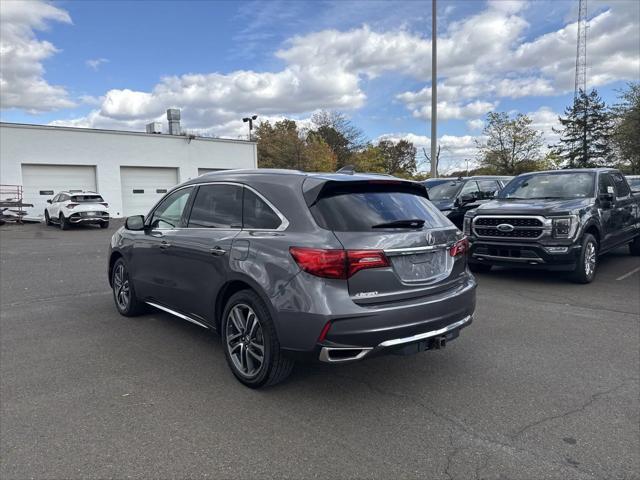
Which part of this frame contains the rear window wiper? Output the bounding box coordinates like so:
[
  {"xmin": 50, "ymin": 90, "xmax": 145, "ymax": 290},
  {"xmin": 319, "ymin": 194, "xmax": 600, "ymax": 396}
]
[{"xmin": 371, "ymin": 219, "xmax": 425, "ymax": 229}]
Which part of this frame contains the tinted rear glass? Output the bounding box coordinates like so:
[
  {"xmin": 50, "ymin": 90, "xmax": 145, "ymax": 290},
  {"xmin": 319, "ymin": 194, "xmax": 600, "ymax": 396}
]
[
  {"xmin": 310, "ymin": 183, "xmax": 449, "ymax": 232},
  {"xmin": 428, "ymin": 181, "xmax": 463, "ymax": 200},
  {"xmin": 71, "ymin": 195, "xmax": 104, "ymax": 202}
]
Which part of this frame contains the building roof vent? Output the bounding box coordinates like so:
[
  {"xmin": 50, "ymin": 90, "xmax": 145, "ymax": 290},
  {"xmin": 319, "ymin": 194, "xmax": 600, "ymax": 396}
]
[
  {"xmin": 146, "ymin": 122, "xmax": 162, "ymax": 134},
  {"xmin": 167, "ymin": 109, "xmax": 181, "ymax": 135}
]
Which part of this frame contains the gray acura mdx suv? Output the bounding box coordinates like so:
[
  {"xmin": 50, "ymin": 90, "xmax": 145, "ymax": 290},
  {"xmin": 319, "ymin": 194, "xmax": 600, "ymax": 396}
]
[{"xmin": 108, "ymin": 170, "xmax": 476, "ymax": 388}]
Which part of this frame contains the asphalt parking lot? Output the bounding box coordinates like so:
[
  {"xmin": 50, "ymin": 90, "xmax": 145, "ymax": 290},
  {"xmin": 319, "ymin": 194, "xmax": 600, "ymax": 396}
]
[{"xmin": 1, "ymin": 221, "xmax": 638, "ymax": 480}]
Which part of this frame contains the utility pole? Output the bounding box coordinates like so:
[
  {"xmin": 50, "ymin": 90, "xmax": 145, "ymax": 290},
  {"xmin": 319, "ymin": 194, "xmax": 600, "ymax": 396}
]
[
  {"xmin": 430, "ymin": 0, "xmax": 438, "ymax": 178},
  {"xmin": 243, "ymin": 115, "xmax": 258, "ymax": 141},
  {"xmin": 574, "ymin": 0, "xmax": 587, "ymax": 165}
]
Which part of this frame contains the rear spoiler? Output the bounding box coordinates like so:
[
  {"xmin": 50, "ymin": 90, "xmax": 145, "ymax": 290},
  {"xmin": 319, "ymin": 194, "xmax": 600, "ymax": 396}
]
[{"xmin": 302, "ymin": 177, "xmax": 429, "ymax": 207}]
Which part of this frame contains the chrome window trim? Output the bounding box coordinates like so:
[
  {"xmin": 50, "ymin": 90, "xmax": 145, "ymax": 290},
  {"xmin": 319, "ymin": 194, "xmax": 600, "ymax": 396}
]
[
  {"xmin": 146, "ymin": 181, "xmax": 289, "ymax": 232},
  {"xmin": 472, "ymin": 215, "xmax": 551, "ymax": 240}
]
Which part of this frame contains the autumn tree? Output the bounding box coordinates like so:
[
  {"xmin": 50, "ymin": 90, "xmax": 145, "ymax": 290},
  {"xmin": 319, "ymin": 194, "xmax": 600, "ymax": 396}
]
[
  {"xmin": 611, "ymin": 83, "xmax": 640, "ymax": 173},
  {"xmin": 552, "ymin": 89, "xmax": 614, "ymax": 168},
  {"xmin": 476, "ymin": 112, "xmax": 543, "ymax": 175},
  {"xmin": 310, "ymin": 111, "xmax": 365, "ymax": 168}
]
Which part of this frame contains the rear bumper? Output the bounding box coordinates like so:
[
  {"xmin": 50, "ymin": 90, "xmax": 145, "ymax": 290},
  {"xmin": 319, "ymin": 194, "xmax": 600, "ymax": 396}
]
[
  {"xmin": 276, "ymin": 275, "xmax": 476, "ymax": 361},
  {"xmin": 69, "ymin": 212, "xmax": 109, "ymax": 224},
  {"xmin": 469, "ymin": 239, "xmax": 581, "ymax": 271}
]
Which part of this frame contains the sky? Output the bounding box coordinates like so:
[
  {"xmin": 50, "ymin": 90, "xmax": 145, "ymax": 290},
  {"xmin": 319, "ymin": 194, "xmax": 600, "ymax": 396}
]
[{"xmin": 1, "ymin": 0, "xmax": 638, "ymax": 172}]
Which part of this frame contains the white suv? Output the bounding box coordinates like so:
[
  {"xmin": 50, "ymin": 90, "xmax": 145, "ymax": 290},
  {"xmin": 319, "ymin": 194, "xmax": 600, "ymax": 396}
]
[{"xmin": 45, "ymin": 191, "xmax": 110, "ymax": 230}]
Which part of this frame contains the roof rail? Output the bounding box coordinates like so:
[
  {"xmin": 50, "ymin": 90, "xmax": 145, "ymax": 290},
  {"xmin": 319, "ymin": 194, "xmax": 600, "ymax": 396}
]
[{"xmin": 336, "ymin": 165, "xmax": 355, "ymax": 175}]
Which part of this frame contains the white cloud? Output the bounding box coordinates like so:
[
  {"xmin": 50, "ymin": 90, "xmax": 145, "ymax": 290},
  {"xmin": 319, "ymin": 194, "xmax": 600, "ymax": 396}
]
[
  {"xmin": 467, "ymin": 119, "xmax": 484, "ymax": 131},
  {"xmin": 0, "ymin": 0, "xmax": 74, "ymax": 112},
  {"xmin": 85, "ymin": 58, "xmax": 108, "ymax": 71}
]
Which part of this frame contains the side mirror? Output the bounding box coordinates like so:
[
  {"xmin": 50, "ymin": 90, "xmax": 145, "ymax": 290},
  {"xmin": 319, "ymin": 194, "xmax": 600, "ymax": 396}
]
[
  {"xmin": 460, "ymin": 193, "xmax": 475, "ymax": 204},
  {"xmin": 599, "ymin": 193, "xmax": 614, "ymax": 208},
  {"xmin": 125, "ymin": 215, "xmax": 145, "ymax": 231},
  {"xmin": 46, "ymin": 199, "xmax": 52, "ymax": 204}
]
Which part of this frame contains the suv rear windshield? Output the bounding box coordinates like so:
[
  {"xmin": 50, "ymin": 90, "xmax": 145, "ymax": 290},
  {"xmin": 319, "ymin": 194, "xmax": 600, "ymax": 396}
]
[
  {"xmin": 71, "ymin": 195, "xmax": 104, "ymax": 202},
  {"xmin": 310, "ymin": 183, "xmax": 449, "ymax": 232},
  {"xmin": 498, "ymin": 172, "xmax": 595, "ymax": 199}
]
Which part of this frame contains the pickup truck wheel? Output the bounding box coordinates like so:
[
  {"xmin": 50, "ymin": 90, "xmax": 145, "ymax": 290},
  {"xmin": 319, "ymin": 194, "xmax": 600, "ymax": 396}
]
[
  {"xmin": 469, "ymin": 263, "xmax": 492, "ymax": 273},
  {"xmin": 570, "ymin": 233, "xmax": 598, "ymax": 284},
  {"xmin": 222, "ymin": 289, "xmax": 294, "ymax": 389},
  {"xmin": 629, "ymin": 236, "xmax": 640, "ymax": 256}
]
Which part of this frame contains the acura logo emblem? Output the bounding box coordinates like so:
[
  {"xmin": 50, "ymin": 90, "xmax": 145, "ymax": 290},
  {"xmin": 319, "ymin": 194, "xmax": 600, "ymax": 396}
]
[
  {"xmin": 496, "ymin": 223, "xmax": 515, "ymax": 232},
  {"xmin": 425, "ymin": 232, "xmax": 435, "ymax": 245}
]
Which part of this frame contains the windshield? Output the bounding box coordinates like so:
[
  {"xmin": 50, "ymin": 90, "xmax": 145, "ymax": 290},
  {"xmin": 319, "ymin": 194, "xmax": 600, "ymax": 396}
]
[
  {"xmin": 627, "ymin": 178, "xmax": 640, "ymax": 190},
  {"xmin": 427, "ymin": 181, "xmax": 462, "ymax": 200},
  {"xmin": 498, "ymin": 173, "xmax": 595, "ymax": 199},
  {"xmin": 71, "ymin": 195, "xmax": 104, "ymax": 202},
  {"xmin": 422, "ymin": 179, "xmax": 450, "ymax": 191},
  {"xmin": 310, "ymin": 185, "xmax": 449, "ymax": 232}
]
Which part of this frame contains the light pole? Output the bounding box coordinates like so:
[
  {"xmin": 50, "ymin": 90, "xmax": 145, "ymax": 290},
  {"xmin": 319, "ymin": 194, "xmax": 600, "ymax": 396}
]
[
  {"xmin": 430, "ymin": 0, "xmax": 438, "ymax": 179},
  {"xmin": 243, "ymin": 115, "xmax": 258, "ymax": 141}
]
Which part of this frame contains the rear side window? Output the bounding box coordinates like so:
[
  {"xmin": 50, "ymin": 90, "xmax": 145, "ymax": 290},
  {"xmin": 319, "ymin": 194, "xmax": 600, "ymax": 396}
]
[
  {"xmin": 71, "ymin": 195, "xmax": 104, "ymax": 203},
  {"xmin": 188, "ymin": 184, "xmax": 242, "ymax": 228},
  {"xmin": 310, "ymin": 183, "xmax": 449, "ymax": 232},
  {"xmin": 243, "ymin": 188, "xmax": 282, "ymax": 230}
]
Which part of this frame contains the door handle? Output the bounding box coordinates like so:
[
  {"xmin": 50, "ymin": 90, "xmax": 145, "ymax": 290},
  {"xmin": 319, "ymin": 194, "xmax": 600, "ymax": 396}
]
[
  {"xmin": 159, "ymin": 240, "xmax": 171, "ymax": 249},
  {"xmin": 210, "ymin": 247, "xmax": 226, "ymax": 256}
]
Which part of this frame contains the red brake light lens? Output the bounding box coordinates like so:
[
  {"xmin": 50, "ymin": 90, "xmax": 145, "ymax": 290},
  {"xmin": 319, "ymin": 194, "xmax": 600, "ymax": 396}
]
[
  {"xmin": 449, "ymin": 238, "xmax": 469, "ymax": 257},
  {"xmin": 317, "ymin": 321, "xmax": 332, "ymax": 342},
  {"xmin": 289, "ymin": 247, "xmax": 390, "ymax": 279},
  {"xmin": 346, "ymin": 250, "xmax": 390, "ymax": 277}
]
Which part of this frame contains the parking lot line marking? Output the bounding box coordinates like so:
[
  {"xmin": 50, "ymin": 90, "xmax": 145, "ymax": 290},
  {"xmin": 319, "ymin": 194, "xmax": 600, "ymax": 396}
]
[{"xmin": 616, "ymin": 266, "xmax": 640, "ymax": 281}]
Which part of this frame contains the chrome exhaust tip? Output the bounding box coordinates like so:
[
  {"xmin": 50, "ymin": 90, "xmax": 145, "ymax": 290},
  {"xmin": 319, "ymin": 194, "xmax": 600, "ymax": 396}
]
[{"xmin": 318, "ymin": 347, "xmax": 372, "ymax": 363}]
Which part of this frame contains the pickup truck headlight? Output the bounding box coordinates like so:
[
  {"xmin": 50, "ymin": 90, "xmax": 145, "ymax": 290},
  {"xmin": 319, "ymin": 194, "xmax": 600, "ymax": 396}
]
[
  {"xmin": 552, "ymin": 216, "xmax": 578, "ymax": 238},
  {"xmin": 463, "ymin": 217, "xmax": 471, "ymax": 236}
]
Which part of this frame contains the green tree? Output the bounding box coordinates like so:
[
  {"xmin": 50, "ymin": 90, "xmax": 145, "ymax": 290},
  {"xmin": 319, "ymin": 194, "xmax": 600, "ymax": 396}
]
[
  {"xmin": 552, "ymin": 89, "xmax": 614, "ymax": 168},
  {"xmin": 377, "ymin": 139, "xmax": 418, "ymax": 177},
  {"xmin": 254, "ymin": 119, "xmax": 337, "ymax": 172},
  {"xmin": 310, "ymin": 111, "xmax": 365, "ymax": 168},
  {"xmin": 476, "ymin": 112, "xmax": 543, "ymax": 175},
  {"xmin": 611, "ymin": 83, "xmax": 640, "ymax": 173}
]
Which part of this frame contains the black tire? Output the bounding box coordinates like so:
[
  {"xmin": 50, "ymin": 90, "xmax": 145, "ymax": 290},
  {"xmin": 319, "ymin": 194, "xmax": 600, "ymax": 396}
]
[
  {"xmin": 44, "ymin": 210, "xmax": 52, "ymax": 226},
  {"xmin": 222, "ymin": 289, "xmax": 294, "ymax": 388},
  {"xmin": 59, "ymin": 213, "xmax": 69, "ymax": 230},
  {"xmin": 469, "ymin": 262, "xmax": 492, "ymax": 273},
  {"xmin": 570, "ymin": 233, "xmax": 598, "ymax": 284},
  {"xmin": 629, "ymin": 236, "xmax": 640, "ymax": 256},
  {"xmin": 100, "ymin": 221, "xmax": 109, "ymax": 229},
  {"xmin": 111, "ymin": 258, "xmax": 146, "ymax": 316}
]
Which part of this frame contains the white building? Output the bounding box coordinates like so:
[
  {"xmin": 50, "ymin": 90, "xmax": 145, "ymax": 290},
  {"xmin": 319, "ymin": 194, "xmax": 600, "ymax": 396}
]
[{"xmin": 0, "ymin": 119, "xmax": 257, "ymax": 219}]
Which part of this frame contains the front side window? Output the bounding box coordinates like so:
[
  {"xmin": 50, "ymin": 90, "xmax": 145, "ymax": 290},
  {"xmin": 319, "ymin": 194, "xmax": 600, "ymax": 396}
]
[
  {"xmin": 243, "ymin": 188, "xmax": 282, "ymax": 229},
  {"xmin": 187, "ymin": 184, "xmax": 242, "ymax": 228},
  {"xmin": 477, "ymin": 180, "xmax": 500, "ymax": 199},
  {"xmin": 149, "ymin": 187, "xmax": 193, "ymax": 229},
  {"xmin": 459, "ymin": 181, "xmax": 480, "ymax": 198},
  {"xmin": 598, "ymin": 174, "xmax": 615, "ymax": 196},
  {"xmin": 500, "ymin": 173, "xmax": 595, "ymax": 199},
  {"xmin": 611, "ymin": 173, "xmax": 630, "ymax": 197},
  {"xmin": 428, "ymin": 181, "xmax": 463, "ymax": 200}
]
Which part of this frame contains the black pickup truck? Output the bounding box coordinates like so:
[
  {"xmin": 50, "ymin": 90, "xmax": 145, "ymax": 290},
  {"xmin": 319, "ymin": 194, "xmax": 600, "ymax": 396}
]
[{"xmin": 464, "ymin": 168, "xmax": 640, "ymax": 283}]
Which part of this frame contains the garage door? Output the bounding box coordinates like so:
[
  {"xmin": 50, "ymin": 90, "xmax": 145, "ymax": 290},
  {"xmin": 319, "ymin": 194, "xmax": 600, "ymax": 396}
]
[
  {"xmin": 21, "ymin": 164, "xmax": 97, "ymax": 220},
  {"xmin": 198, "ymin": 168, "xmax": 225, "ymax": 176},
  {"xmin": 120, "ymin": 167, "xmax": 179, "ymax": 216}
]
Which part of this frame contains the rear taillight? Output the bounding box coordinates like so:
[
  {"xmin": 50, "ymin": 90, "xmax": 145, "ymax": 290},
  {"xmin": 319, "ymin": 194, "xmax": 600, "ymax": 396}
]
[
  {"xmin": 289, "ymin": 247, "xmax": 390, "ymax": 279},
  {"xmin": 317, "ymin": 321, "xmax": 332, "ymax": 342},
  {"xmin": 449, "ymin": 238, "xmax": 469, "ymax": 257},
  {"xmin": 66, "ymin": 203, "xmax": 79, "ymax": 209},
  {"xmin": 101, "ymin": 203, "xmax": 109, "ymax": 207}
]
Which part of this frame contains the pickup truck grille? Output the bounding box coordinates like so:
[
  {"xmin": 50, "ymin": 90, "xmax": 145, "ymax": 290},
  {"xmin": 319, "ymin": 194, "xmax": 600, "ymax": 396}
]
[{"xmin": 473, "ymin": 216, "xmax": 545, "ymax": 240}]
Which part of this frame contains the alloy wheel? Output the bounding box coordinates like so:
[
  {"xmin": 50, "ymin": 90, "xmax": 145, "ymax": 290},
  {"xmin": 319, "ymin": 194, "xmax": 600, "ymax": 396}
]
[
  {"xmin": 113, "ymin": 263, "xmax": 130, "ymax": 310},
  {"xmin": 584, "ymin": 241, "xmax": 596, "ymax": 277},
  {"xmin": 226, "ymin": 304, "xmax": 265, "ymax": 378}
]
